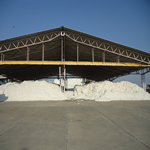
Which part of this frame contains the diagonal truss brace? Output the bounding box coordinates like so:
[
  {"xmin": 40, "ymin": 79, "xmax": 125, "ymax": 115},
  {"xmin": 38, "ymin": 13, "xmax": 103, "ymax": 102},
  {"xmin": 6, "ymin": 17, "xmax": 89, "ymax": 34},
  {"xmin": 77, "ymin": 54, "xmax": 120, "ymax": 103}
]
[
  {"xmin": 0, "ymin": 32, "xmax": 61, "ymax": 53},
  {"xmin": 140, "ymin": 67, "xmax": 150, "ymax": 75},
  {"xmin": 65, "ymin": 32, "xmax": 150, "ymax": 64}
]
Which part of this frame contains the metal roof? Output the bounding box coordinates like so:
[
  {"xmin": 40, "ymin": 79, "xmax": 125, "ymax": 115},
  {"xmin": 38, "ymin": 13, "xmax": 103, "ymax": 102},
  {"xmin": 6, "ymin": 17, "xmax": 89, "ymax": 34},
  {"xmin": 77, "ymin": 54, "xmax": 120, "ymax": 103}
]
[{"xmin": 0, "ymin": 26, "xmax": 150, "ymax": 81}]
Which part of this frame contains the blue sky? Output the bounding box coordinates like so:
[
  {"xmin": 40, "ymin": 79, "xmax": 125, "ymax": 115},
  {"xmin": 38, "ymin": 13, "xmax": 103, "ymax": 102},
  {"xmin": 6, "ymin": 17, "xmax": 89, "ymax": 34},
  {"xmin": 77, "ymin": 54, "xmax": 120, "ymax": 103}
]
[{"xmin": 0, "ymin": 0, "xmax": 150, "ymax": 86}]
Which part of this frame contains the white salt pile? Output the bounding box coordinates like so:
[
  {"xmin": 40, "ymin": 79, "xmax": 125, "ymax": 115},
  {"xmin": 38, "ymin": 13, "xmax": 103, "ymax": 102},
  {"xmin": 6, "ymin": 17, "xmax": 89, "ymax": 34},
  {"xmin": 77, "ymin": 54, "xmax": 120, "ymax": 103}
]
[
  {"xmin": 72, "ymin": 81, "xmax": 150, "ymax": 101},
  {"xmin": 0, "ymin": 80, "xmax": 68, "ymax": 101},
  {"xmin": 0, "ymin": 80, "xmax": 150, "ymax": 101}
]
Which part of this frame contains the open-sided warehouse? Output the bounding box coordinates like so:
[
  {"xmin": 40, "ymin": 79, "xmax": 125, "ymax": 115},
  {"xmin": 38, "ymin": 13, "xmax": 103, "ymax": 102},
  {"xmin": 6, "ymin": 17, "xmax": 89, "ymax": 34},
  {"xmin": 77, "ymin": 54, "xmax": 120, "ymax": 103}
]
[{"xmin": 0, "ymin": 26, "xmax": 150, "ymax": 83}]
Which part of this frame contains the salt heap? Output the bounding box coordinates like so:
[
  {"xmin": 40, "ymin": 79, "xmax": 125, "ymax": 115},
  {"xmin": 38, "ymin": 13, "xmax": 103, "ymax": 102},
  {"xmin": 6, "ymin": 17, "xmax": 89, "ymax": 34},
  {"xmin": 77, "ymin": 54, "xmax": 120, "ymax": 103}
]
[
  {"xmin": 0, "ymin": 80, "xmax": 150, "ymax": 101},
  {"xmin": 73, "ymin": 81, "xmax": 150, "ymax": 101},
  {"xmin": 0, "ymin": 80, "xmax": 68, "ymax": 101}
]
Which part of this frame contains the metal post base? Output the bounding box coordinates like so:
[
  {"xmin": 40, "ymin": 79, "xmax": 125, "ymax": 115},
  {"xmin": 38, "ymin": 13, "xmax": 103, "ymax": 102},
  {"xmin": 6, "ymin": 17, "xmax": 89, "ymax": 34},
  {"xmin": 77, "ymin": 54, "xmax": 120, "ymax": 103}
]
[{"xmin": 59, "ymin": 66, "xmax": 66, "ymax": 92}]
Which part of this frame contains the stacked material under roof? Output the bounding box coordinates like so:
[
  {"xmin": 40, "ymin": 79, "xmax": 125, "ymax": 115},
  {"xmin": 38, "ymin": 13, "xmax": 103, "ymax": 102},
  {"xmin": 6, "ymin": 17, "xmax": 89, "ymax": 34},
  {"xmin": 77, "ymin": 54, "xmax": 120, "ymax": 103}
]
[{"xmin": 0, "ymin": 80, "xmax": 150, "ymax": 101}]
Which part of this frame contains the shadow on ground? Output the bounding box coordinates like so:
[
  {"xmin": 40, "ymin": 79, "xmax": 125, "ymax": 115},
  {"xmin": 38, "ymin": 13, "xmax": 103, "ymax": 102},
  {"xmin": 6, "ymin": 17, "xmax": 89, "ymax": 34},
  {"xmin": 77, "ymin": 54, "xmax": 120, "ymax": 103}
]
[{"xmin": 0, "ymin": 94, "xmax": 8, "ymax": 102}]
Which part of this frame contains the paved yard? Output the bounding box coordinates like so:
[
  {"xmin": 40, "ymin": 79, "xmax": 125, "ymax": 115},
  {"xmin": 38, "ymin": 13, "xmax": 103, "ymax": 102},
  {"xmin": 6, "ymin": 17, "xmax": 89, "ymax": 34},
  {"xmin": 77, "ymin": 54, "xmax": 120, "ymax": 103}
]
[{"xmin": 0, "ymin": 100, "xmax": 150, "ymax": 150}]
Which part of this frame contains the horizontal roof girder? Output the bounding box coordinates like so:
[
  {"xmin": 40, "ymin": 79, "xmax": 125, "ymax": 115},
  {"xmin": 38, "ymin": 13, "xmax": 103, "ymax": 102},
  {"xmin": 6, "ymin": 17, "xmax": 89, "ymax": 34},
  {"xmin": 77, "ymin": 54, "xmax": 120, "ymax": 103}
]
[{"xmin": 0, "ymin": 61, "xmax": 150, "ymax": 67}]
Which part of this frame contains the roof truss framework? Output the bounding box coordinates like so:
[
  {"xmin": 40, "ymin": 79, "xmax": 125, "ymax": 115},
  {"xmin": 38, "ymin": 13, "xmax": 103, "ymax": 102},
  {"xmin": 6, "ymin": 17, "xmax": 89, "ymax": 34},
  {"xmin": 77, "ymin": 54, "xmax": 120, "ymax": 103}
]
[
  {"xmin": 65, "ymin": 32, "xmax": 150, "ymax": 64},
  {"xmin": 0, "ymin": 26, "xmax": 150, "ymax": 81}
]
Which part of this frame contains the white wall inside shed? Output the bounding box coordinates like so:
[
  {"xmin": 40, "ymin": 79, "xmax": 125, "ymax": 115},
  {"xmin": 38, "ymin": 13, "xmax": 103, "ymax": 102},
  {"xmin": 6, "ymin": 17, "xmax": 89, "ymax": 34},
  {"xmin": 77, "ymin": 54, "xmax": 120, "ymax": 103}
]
[{"xmin": 54, "ymin": 78, "xmax": 85, "ymax": 89}]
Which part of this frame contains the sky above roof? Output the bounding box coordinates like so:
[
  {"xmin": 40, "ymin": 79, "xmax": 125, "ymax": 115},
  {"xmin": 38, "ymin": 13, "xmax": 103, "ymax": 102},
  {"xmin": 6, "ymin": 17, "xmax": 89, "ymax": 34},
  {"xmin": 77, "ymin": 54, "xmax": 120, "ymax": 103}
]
[{"xmin": 0, "ymin": 0, "xmax": 150, "ymax": 86}]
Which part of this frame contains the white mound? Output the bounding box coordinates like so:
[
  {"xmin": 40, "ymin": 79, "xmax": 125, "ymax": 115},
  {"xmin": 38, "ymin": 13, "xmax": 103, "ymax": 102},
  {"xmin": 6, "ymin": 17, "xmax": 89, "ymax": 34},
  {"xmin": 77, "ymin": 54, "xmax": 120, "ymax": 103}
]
[
  {"xmin": 0, "ymin": 80, "xmax": 68, "ymax": 101},
  {"xmin": 0, "ymin": 80, "xmax": 150, "ymax": 101},
  {"xmin": 73, "ymin": 81, "xmax": 150, "ymax": 101}
]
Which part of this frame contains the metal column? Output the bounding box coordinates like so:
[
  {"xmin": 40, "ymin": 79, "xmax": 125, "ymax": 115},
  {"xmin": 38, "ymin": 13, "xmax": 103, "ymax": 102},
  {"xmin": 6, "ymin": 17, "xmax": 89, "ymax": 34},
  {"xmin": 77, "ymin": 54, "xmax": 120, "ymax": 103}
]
[
  {"xmin": 1, "ymin": 53, "xmax": 4, "ymax": 63},
  {"xmin": 61, "ymin": 36, "xmax": 63, "ymax": 62},
  {"xmin": 1, "ymin": 53, "xmax": 3, "ymax": 63},
  {"xmin": 61, "ymin": 32, "xmax": 65, "ymax": 62},
  {"xmin": 60, "ymin": 31, "xmax": 66, "ymax": 92},
  {"xmin": 63, "ymin": 66, "xmax": 66, "ymax": 92},
  {"xmin": 116, "ymin": 56, "xmax": 120, "ymax": 63},
  {"xmin": 102, "ymin": 51, "xmax": 105, "ymax": 63},
  {"xmin": 141, "ymin": 74, "xmax": 146, "ymax": 91},
  {"xmin": 92, "ymin": 48, "xmax": 94, "ymax": 64},
  {"xmin": 59, "ymin": 66, "xmax": 62, "ymax": 90},
  {"xmin": 42, "ymin": 43, "xmax": 44, "ymax": 62},
  {"xmin": 27, "ymin": 47, "xmax": 30, "ymax": 63},
  {"xmin": 59, "ymin": 65, "xmax": 66, "ymax": 92},
  {"xmin": 77, "ymin": 43, "xmax": 79, "ymax": 63}
]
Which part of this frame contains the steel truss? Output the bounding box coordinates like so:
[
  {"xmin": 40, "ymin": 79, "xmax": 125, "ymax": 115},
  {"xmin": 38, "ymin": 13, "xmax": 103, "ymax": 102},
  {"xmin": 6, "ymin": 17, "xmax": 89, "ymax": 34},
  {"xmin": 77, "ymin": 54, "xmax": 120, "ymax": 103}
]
[
  {"xmin": 0, "ymin": 31, "xmax": 60, "ymax": 53},
  {"xmin": 135, "ymin": 67, "xmax": 150, "ymax": 75},
  {"xmin": 0, "ymin": 30, "xmax": 150, "ymax": 65},
  {"xmin": 65, "ymin": 32, "xmax": 150, "ymax": 64}
]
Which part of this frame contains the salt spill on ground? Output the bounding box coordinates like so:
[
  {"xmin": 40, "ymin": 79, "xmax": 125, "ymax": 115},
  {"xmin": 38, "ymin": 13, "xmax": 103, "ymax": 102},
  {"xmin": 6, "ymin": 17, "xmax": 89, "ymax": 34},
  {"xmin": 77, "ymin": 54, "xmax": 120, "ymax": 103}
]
[
  {"xmin": 0, "ymin": 80, "xmax": 150, "ymax": 102},
  {"xmin": 72, "ymin": 81, "xmax": 150, "ymax": 101},
  {"xmin": 0, "ymin": 80, "xmax": 68, "ymax": 101}
]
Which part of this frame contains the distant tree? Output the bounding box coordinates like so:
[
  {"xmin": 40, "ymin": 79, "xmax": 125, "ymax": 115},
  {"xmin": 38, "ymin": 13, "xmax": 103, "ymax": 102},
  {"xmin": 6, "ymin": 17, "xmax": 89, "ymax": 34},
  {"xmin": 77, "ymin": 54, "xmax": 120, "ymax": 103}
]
[{"xmin": 147, "ymin": 84, "xmax": 150, "ymax": 88}]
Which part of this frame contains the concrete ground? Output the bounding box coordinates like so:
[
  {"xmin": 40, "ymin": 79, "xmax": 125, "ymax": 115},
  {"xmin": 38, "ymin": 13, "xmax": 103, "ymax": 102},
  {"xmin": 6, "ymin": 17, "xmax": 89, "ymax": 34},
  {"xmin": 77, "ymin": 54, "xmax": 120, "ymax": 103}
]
[{"xmin": 0, "ymin": 101, "xmax": 150, "ymax": 150}]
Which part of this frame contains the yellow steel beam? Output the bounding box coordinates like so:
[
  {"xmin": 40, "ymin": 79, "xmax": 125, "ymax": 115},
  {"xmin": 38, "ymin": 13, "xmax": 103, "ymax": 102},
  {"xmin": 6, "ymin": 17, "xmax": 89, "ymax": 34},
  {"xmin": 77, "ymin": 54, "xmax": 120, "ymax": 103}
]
[{"xmin": 0, "ymin": 61, "xmax": 150, "ymax": 66}]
